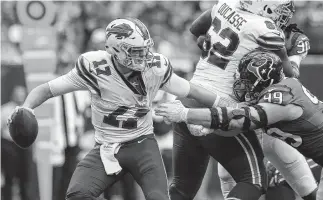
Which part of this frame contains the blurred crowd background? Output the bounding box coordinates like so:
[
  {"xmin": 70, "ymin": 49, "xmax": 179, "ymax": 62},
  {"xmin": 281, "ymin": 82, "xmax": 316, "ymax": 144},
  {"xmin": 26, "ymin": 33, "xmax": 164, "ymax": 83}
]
[{"xmin": 1, "ymin": 1, "xmax": 323, "ymax": 200}]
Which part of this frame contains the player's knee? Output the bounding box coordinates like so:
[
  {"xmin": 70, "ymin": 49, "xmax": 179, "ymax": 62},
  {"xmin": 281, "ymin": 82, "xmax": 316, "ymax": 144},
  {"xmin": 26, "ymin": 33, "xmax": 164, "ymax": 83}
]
[
  {"xmin": 66, "ymin": 183, "xmax": 96, "ymax": 200},
  {"xmin": 266, "ymin": 148, "xmax": 317, "ymax": 197},
  {"xmin": 169, "ymin": 183, "xmax": 191, "ymax": 200}
]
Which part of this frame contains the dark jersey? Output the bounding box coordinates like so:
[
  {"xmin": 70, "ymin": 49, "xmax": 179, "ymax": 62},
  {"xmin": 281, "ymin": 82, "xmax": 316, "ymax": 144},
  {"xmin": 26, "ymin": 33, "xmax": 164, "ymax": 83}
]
[
  {"xmin": 284, "ymin": 29, "xmax": 310, "ymax": 57},
  {"xmin": 258, "ymin": 78, "xmax": 323, "ymax": 165}
]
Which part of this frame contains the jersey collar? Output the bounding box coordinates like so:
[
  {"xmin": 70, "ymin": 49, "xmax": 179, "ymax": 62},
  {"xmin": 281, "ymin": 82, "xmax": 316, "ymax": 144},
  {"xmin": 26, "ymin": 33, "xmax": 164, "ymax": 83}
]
[{"xmin": 111, "ymin": 57, "xmax": 147, "ymax": 96}]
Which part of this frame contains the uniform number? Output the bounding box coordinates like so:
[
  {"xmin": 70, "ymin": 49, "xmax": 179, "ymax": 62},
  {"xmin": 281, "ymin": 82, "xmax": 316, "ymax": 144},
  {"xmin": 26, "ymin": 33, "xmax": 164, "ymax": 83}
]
[
  {"xmin": 302, "ymin": 86, "xmax": 319, "ymax": 104},
  {"xmin": 267, "ymin": 127, "xmax": 302, "ymax": 148},
  {"xmin": 151, "ymin": 55, "xmax": 161, "ymax": 68},
  {"xmin": 204, "ymin": 17, "xmax": 240, "ymax": 70},
  {"xmin": 103, "ymin": 106, "xmax": 150, "ymax": 129},
  {"xmin": 93, "ymin": 59, "xmax": 111, "ymax": 76},
  {"xmin": 296, "ymin": 40, "xmax": 310, "ymax": 54},
  {"xmin": 263, "ymin": 92, "xmax": 283, "ymax": 104}
]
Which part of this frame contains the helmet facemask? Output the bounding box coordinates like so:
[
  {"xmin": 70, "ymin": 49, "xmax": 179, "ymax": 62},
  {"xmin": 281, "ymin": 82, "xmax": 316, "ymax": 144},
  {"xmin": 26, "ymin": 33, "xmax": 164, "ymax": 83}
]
[
  {"xmin": 275, "ymin": 1, "xmax": 295, "ymax": 28},
  {"xmin": 233, "ymin": 50, "xmax": 283, "ymax": 103},
  {"xmin": 117, "ymin": 39, "xmax": 154, "ymax": 72},
  {"xmin": 234, "ymin": 70, "xmax": 271, "ymax": 103}
]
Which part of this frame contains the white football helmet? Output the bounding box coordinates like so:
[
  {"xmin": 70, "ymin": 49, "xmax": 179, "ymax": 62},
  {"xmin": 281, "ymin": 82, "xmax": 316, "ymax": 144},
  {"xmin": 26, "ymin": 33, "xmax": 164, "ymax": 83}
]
[
  {"xmin": 105, "ymin": 18, "xmax": 154, "ymax": 71},
  {"xmin": 239, "ymin": 0, "xmax": 295, "ymax": 28}
]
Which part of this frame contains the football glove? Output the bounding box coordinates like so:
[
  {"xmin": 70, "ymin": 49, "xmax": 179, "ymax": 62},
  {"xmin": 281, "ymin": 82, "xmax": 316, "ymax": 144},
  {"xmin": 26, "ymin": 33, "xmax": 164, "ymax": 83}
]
[
  {"xmin": 187, "ymin": 124, "xmax": 214, "ymax": 137},
  {"xmin": 155, "ymin": 100, "xmax": 188, "ymax": 123}
]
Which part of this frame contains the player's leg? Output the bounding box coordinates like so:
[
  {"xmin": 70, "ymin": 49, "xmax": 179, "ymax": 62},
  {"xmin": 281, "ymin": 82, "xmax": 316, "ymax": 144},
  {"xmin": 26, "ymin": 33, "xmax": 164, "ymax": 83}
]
[
  {"xmin": 261, "ymin": 134, "xmax": 318, "ymax": 199},
  {"xmin": 66, "ymin": 145, "xmax": 125, "ymax": 200},
  {"xmin": 117, "ymin": 134, "xmax": 169, "ymax": 200},
  {"xmin": 203, "ymin": 131, "xmax": 267, "ymax": 200},
  {"xmin": 169, "ymin": 122, "xmax": 210, "ymax": 200},
  {"xmin": 218, "ymin": 163, "xmax": 236, "ymax": 199}
]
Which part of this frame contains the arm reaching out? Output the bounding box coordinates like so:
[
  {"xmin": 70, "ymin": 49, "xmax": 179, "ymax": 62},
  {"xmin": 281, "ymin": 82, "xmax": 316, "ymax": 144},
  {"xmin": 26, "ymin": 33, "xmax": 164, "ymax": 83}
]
[
  {"xmin": 161, "ymin": 73, "xmax": 239, "ymax": 108},
  {"xmin": 23, "ymin": 70, "xmax": 87, "ymax": 109},
  {"xmin": 155, "ymin": 100, "xmax": 303, "ymax": 136},
  {"xmin": 22, "ymin": 83, "xmax": 54, "ymax": 109}
]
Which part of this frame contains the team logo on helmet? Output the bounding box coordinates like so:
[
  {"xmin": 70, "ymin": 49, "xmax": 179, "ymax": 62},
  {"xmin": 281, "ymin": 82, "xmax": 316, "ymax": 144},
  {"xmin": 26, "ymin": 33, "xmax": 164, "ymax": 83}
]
[
  {"xmin": 247, "ymin": 56, "xmax": 274, "ymax": 81},
  {"xmin": 106, "ymin": 23, "xmax": 134, "ymax": 39}
]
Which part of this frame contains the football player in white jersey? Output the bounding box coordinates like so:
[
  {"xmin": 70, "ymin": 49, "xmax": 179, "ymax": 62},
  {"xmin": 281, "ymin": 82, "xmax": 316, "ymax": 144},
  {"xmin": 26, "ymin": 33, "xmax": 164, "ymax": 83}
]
[
  {"xmin": 164, "ymin": 1, "xmax": 317, "ymax": 200},
  {"xmin": 8, "ymin": 18, "xmax": 234, "ymax": 200},
  {"xmin": 210, "ymin": 2, "xmax": 318, "ymax": 200}
]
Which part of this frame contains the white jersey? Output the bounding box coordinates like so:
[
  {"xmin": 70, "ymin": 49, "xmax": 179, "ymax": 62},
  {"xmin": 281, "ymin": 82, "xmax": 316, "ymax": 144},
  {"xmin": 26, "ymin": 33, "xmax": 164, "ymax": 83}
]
[
  {"xmin": 191, "ymin": 0, "xmax": 285, "ymax": 100},
  {"xmin": 50, "ymin": 50, "xmax": 172, "ymax": 144}
]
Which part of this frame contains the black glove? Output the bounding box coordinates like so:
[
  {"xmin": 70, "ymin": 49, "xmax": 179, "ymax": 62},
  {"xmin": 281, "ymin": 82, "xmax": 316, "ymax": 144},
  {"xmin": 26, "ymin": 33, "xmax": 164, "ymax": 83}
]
[{"xmin": 197, "ymin": 35, "xmax": 211, "ymax": 58}]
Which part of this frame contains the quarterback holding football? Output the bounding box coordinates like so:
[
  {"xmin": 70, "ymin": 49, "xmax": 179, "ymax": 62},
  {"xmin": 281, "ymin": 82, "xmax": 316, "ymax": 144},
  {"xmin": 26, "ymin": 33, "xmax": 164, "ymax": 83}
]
[{"xmin": 7, "ymin": 18, "xmax": 233, "ymax": 200}]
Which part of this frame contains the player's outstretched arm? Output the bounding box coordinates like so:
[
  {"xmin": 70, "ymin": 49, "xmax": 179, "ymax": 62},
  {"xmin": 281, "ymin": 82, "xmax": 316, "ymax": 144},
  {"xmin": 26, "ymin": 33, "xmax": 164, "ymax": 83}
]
[
  {"xmin": 161, "ymin": 73, "xmax": 238, "ymax": 108},
  {"xmin": 22, "ymin": 70, "xmax": 87, "ymax": 109},
  {"xmin": 156, "ymin": 101, "xmax": 303, "ymax": 136},
  {"xmin": 22, "ymin": 83, "xmax": 54, "ymax": 109},
  {"xmin": 187, "ymin": 102, "xmax": 302, "ymax": 131}
]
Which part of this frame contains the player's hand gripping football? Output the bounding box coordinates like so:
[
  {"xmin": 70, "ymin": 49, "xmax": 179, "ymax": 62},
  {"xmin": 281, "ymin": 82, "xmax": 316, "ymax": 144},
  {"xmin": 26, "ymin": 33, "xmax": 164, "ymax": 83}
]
[
  {"xmin": 7, "ymin": 106, "xmax": 35, "ymax": 125},
  {"xmin": 155, "ymin": 100, "xmax": 188, "ymax": 123}
]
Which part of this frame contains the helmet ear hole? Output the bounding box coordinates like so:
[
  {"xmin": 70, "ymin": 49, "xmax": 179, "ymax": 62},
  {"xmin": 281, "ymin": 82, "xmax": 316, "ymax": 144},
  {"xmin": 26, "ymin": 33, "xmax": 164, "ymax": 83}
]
[{"xmin": 267, "ymin": 8, "xmax": 273, "ymax": 14}]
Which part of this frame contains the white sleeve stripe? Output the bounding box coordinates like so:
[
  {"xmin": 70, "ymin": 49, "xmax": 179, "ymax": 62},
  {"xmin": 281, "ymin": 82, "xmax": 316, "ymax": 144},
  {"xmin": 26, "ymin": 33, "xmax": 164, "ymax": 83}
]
[
  {"xmin": 257, "ymin": 35, "xmax": 285, "ymax": 50},
  {"xmin": 257, "ymin": 38, "xmax": 285, "ymax": 50},
  {"xmin": 75, "ymin": 56, "xmax": 101, "ymax": 96}
]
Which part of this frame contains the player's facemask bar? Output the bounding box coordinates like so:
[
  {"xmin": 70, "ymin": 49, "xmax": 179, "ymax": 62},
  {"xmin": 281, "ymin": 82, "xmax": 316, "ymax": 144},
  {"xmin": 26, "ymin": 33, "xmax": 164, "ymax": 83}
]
[
  {"xmin": 120, "ymin": 39, "xmax": 154, "ymax": 72},
  {"xmin": 233, "ymin": 71, "xmax": 274, "ymax": 103},
  {"xmin": 275, "ymin": 1, "xmax": 295, "ymax": 28}
]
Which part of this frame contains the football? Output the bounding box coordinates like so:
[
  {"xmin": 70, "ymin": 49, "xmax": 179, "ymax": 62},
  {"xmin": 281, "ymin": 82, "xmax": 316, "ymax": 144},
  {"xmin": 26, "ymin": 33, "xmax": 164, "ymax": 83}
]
[{"xmin": 8, "ymin": 107, "xmax": 38, "ymax": 149}]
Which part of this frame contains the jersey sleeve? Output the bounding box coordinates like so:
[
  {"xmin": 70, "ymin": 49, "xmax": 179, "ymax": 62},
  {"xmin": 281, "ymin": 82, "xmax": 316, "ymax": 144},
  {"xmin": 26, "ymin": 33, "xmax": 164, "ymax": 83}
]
[
  {"xmin": 257, "ymin": 83, "xmax": 294, "ymax": 106},
  {"xmin": 71, "ymin": 53, "xmax": 102, "ymax": 96},
  {"xmin": 286, "ymin": 32, "xmax": 310, "ymax": 57},
  {"xmin": 150, "ymin": 53, "xmax": 173, "ymax": 89},
  {"xmin": 48, "ymin": 70, "xmax": 88, "ymax": 97},
  {"xmin": 249, "ymin": 19, "xmax": 285, "ymax": 51}
]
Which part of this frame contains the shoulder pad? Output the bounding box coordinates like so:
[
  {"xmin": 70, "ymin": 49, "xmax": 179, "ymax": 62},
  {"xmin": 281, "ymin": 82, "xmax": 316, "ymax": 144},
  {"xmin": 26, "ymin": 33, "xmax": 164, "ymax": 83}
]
[
  {"xmin": 251, "ymin": 19, "xmax": 285, "ymax": 51},
  {"xmin": 81, "ymin": 50, "xmax": 110, "ymax": 63},
  {"xmin": 148, "ymin": 53, "xmax": 173, "ymax": 88},
  {"xmin": 258, "ymin": 83, "xmax": 294, "ymax": 106},
  {"xmin": 79, "ymin": 50, "xmax": 111, "ymax": 74},
  {"xmin": 74, "ymin": 51, "xmax": 107, "ymax": 96}
]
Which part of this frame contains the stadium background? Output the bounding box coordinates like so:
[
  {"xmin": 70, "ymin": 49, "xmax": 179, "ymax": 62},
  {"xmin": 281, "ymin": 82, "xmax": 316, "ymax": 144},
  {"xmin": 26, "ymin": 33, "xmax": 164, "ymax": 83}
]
[{"xmin": 1, "ymin": 1, "xmax": 323, "ymax": 200}]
